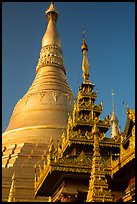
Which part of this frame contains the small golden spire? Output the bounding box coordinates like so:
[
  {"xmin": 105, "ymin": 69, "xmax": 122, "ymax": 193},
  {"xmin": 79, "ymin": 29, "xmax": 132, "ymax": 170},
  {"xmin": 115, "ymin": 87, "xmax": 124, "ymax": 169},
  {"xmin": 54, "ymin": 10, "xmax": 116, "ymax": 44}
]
[
  {"xmin": 7, "ymin": 173, "xmax": 15, "ymax": 202},
  {"xmin": 86, "ymin": 124, "xmax": 113, "ymax": 202},
  {"xmin": 111, "ymin": 89, "xmax": 115, "ymax": 112},
  {"xmin": 110, "ymin": 89, "xmax": 119, "ymax": 138},
  {"xmin": 81, "ymin": 29, "xmax": 90, "ymax": 82}
]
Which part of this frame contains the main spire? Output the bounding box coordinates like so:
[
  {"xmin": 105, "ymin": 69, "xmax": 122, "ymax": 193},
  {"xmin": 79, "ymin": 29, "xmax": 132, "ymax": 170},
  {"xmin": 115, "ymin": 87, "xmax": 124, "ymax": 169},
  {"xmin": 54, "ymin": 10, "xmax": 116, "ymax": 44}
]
[
  {"xmin": 42, "ymin": 2, "xmax": 61, "ymax": 48},
  {"xmin": 2, "ymin": 2, "xmax": 74, "ymax": 147}
]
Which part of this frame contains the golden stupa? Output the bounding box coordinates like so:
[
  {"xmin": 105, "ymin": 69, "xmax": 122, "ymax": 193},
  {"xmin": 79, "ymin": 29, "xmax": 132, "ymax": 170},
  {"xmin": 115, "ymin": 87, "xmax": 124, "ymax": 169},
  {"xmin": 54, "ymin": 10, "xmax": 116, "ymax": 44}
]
[
  {"xmin": 2, "ymin": 3, "xmax": 135, "ymax": 202},
  {"xmin": 2, "ymin": 2, "xmax": 74, "ymax": 147}
]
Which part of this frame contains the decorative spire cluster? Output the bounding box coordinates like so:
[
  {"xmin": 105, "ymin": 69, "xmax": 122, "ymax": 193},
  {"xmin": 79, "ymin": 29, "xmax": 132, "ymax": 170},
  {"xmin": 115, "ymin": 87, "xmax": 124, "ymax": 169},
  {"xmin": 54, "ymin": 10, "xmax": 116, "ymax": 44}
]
[
  {"xmin": 60, "ymin": 37, "xmax": 111, "ymax": 148},
  {"xmin": 86, "ymin": 123, "xmax": 113, "ymax": 202}
]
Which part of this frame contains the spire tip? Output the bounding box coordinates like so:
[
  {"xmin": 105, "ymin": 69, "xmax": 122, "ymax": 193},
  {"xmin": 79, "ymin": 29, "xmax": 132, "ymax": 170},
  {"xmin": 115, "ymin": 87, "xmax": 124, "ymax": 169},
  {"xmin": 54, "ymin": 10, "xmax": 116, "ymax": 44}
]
[
  {"xmin": 81, "ymin": 27, "xmax": 88, "ymax": 52},
  {"xmin": 111, "ymin": 89, "xmax": 116, "ymax": 112}
]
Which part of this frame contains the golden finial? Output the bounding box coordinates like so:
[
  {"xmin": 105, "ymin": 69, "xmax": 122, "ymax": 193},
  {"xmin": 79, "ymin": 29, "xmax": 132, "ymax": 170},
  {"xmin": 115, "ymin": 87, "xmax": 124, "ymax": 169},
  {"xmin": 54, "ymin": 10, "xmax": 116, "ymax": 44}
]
[
  {"xmin": 111, "ymin": 89, "xmax": 120, "ymax": 138},
  {"xmin": 49, "ymin": 2, "xmax": 55, "ymax": 10},
  {"xmin": 82, "ymin": 27, "xmax": 86, "ymax": 39},
  {"xmin": 111, "ymin": 89, "xmax": 115, "ymax": 112},
  {"xmin": 81, "ymin": 27, "xmax": 88, "ymax": 51},
  {"xmin": 81, "ymin": 28, "xmax": 90, "ymax": 82},
  {"xmin": 46, "ymin": 2, "xmax": 58, "ymax": 20}
]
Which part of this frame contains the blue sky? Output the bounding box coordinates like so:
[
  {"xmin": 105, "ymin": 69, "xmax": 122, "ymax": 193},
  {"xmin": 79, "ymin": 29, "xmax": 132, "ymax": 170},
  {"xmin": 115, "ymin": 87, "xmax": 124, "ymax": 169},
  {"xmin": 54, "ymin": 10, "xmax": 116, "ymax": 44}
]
[{"xmin": 2, "ymin": 2, "xmax": 135, "ymax": 135}]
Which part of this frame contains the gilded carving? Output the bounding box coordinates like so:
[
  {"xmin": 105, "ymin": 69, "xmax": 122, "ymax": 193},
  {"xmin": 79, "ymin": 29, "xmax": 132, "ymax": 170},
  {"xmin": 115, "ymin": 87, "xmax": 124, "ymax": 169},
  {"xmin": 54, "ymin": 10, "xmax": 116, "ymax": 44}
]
[
  {"xmin": 36, "ymin": 44, "xmax": 66, "ymax": 73},
  {"xmin": 24, "ymin": 95, "xmax": 30, "ymax": 105},
  {"xmin": 87, "ymin": 124, "xmax": 113, "ymax": 202},
  {"xmin": 52, "ymin": 91, "xmax": 58, "ymax": 102},
  {"xmin": 30, "ymin": 5, "xmax": 135, "ymax": 201},
  {"xmin": 40, "ymin": 92, "xmax": 46, "ymax": 101}
]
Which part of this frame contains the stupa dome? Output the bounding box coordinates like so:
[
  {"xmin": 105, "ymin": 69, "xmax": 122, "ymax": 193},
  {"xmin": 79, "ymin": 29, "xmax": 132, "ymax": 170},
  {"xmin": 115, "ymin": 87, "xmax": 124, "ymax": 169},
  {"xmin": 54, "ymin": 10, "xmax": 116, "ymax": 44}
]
[{"xmin": 2, "ymin": 2, "xmax": 74, "ymax": 147}]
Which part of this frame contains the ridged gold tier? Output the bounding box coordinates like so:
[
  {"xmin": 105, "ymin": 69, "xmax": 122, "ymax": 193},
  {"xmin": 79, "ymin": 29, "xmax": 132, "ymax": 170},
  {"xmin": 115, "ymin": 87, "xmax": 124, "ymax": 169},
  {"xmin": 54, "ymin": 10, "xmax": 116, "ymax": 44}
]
[{"xmin": 2, "ymin": 3, "xmax": 74, "ymax": 147}]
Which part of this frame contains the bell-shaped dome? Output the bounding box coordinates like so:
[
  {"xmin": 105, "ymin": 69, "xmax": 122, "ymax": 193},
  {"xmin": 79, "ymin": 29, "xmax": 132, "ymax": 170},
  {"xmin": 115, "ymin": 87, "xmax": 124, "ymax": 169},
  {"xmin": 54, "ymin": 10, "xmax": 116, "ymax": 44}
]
[{"xmin": 2, "ymin": 2, "xmax": 75, "ymax": 147}]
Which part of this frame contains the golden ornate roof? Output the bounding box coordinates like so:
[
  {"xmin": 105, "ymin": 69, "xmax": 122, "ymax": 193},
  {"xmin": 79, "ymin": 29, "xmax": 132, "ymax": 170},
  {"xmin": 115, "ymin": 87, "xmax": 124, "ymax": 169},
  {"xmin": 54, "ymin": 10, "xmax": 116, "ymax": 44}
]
[
  {"xmin": 2, "ymin": 3, "xmax": 135, "ymax": 202},
  {"xmin": 33, "ymin": 36, "xmax": 120, "ymax": 201}
]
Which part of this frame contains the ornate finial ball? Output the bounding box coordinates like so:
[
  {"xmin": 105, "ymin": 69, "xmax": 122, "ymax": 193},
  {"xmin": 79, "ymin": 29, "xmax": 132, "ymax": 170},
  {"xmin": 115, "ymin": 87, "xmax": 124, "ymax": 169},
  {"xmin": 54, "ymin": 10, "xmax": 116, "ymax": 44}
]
[
  {"xmin": 81, "ymin": 38, "xmax": 88, "ymax": 52},
  {"xmin": 46, "ymin": 2, "xmax": 58, "ymax": 20},
  {"xmin": 81, "ymin": 28, "xmax": 88, "ymax": 51}
]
